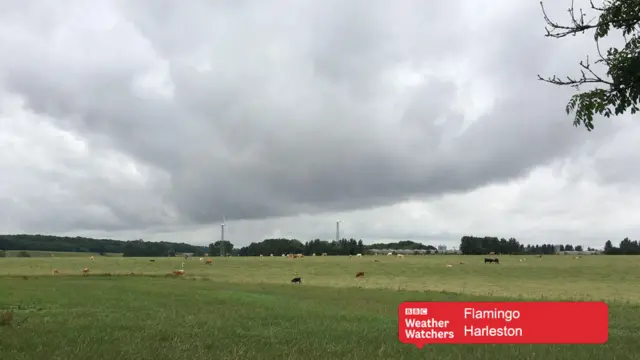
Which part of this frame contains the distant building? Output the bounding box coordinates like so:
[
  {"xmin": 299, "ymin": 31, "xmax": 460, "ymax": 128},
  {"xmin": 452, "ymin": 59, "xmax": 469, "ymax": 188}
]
[{"xmin": 437, "ymin": 245, "xmax": 447, "ymax": 252}]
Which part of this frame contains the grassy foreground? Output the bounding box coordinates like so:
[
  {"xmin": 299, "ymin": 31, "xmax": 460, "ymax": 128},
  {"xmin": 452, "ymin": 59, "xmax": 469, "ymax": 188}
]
[{"xmin": 1, "ymin": 255, "xmax": 639, "ymax": 359}]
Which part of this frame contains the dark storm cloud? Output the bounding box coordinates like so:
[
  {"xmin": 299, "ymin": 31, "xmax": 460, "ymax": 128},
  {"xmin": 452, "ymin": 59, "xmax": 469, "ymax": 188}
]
[{"xmin": 0, "ymin": 0, "xmax": 621, "ymax": 231}]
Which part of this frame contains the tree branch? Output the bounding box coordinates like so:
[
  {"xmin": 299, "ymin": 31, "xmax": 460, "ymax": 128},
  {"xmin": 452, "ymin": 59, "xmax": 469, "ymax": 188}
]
[{"xmin": 540, "ymin": 0, "xmax": 598, "ymax": 38}]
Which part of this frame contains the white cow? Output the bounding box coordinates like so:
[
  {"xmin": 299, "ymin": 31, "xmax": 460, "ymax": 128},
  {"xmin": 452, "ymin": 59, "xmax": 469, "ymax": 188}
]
[
  {"xmin": 199, "ymin": 257, "xmax": 204, "ymax": 262},
  {"xmin": 397, "ymin": 254, "xmax": 404, "ymax": 258},
  {"xmin": 356, "ymin": 253, "xmax": 362, "ymax": 257},
  {"xmin": 387, "ymin": 252, "xmax": 393, "ymax": 256}
]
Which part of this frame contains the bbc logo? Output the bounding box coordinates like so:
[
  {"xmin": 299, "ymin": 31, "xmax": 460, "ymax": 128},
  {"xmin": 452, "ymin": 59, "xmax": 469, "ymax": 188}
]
[{"xmin": 405, "ymin": 308, "xmax": 428, "ymax": 315}]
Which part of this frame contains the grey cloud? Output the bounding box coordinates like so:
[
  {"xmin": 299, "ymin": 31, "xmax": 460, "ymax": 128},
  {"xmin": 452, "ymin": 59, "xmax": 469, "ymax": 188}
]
[{"xmin": 0, "ymin": 0, "xmax": 627, "ymax": 233}]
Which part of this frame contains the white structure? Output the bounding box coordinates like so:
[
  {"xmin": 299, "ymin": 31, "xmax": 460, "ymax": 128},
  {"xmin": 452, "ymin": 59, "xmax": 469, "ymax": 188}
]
[{"xmin": 437, "ymin": 245, "xmax": 447, "ymax": 252}]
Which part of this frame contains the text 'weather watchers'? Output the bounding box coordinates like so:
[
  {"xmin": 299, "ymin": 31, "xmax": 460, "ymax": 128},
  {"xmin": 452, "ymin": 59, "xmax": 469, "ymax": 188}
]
[{"xmin": 398, "ymin": 301, "xmax": 608, "ymax": 347}]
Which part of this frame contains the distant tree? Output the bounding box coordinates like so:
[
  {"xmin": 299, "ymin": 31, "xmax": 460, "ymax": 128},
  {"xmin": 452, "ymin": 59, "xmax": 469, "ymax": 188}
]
[
  {"xmin": 539, "ymin": 0, "xmax": 640, "ymax": 130},
  {"xmin": 209, "ymin": 241, "xmax": 234, "ymax": 256},
  {"xmin": 575, "ymin": 245, "xmax": 584, "ymax": 251},
  {"xmin": 167, "ymin": 249, "xmax": 176, "ymax": 257},
  {"xmin": 357, "ymin": 240, "xmax": 365, "ymax": 254},
  {"xmin": 604, "ymin": 240, "xmax": 614, "ymax": 253},
  {"xmin": 194, "ymin": 247, "xmax": 206, "ymax": 257}
]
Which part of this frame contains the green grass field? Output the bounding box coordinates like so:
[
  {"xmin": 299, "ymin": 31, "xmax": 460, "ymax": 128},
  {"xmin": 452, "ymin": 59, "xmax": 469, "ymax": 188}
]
[
  {"xmin": 3, "ymin": 250, "xmax": 122, "ymax": 258},
  {"xmin": 1, "ymin": 254, "xmax": 638, "ymax": 359}
]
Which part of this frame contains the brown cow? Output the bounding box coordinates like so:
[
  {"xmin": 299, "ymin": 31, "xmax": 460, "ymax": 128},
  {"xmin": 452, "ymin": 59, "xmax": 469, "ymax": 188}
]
[
  {"xmin": 356, "ymin": 272, "xmax": 365, "ymax": 278},
  {"xmin": 51, "ymin": 269, "xmax": 59, "ymax": 275},
  {"xmin": 205, "ymin": 258, "xmax": 213, "ymax": 265},
  {"xmin": 82, "ymin": 268, "xmax": 90, "ymax": 275}
]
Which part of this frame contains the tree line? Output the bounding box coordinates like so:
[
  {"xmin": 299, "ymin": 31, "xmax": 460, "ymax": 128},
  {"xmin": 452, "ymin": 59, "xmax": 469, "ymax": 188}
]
[
  {"xmin": 3, "ymin": 233, "xmax": 640, "ymax": 257},
  {"xmin": 231, "ymin": 238, "xmax": 435, "ymax": 257},
  {"xmin": 458, "ymin": 236, "xmax": 640, "ymax": 255},
  {"xmin": 604, "ymin": 238, "xmax": 640, "ymax": 255},
  {"xmin": 458, "ymin": 236, "xmax": 592, "ymax": 255},
  {"xmin": 0, "ymin": 234, "xmax": 206, "ymax": 257},
  {"xmin": 0, "ymin": 234, "xmax": 434, "ymax": 257}
]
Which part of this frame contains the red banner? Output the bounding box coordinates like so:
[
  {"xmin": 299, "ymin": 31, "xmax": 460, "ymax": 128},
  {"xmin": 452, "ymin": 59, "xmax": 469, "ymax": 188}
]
[{"xmin": 398, "ymin": 301, "xmax": 608, "ymax": 347}]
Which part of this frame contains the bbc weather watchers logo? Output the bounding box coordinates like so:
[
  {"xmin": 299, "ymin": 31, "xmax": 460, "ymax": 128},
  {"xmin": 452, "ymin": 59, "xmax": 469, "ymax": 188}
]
[{"xmin": 405, "ymin": 308, "xmax": 429, "ymax": 316}]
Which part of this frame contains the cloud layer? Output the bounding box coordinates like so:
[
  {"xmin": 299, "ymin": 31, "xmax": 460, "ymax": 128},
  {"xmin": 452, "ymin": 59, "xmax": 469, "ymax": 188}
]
[{"xmin": 0, "ymin": 0, "xmax": 636, "ymax": 248}]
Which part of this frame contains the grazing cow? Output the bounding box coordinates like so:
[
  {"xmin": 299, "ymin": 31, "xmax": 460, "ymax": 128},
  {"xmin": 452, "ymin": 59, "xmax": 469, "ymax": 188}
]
[
  {"xmin": 355, "ymin": 272, "xmax": 365, "ymax": 278},
  {"xmin": 205, "ymin": 258, "xmax": 213, "ymax": 265},
  {"xmin": 387, "ymin": 252, "xmax": 393, "ymax": 256},
  {"xmin": 260, "ymin": 254, "xmax": 264, "ymax": 258},
  {"xmin": 374, "ymin": 259, "xmax": 379, "ymax": 262},
  {"xmin": 51, "ymin": 269, "xmax": 59, "ymax": 275},
  {"xmin": 459, "ymin": 262, "xmax": 465, "ymax": 264},
  {"xmin": 312, "ymin": 253, "xmax": 316, "ymax": 256},
  {"xmin": 349, "ymin": 255, "xmax": 352, "ymax": 259},
  {"xmin": 537, "ymin": 255, "xmax": 543, "ymax": 258},
  {"xmin": 356, "ymin": 253, "xmax": 362, "ymax": 257},
  {"xmin": 446, "ymin": 264, "xmax": 453, "ymax": 268},
  {"xmin": 0, "ymin": 311, "xmax": 13, "ymax": 326},
  {"xmin": 287, "ymin": 254, "xmax": 294, "ymax": 258},
  {"xmin": 184, "ymin": 254, "xmax": 189, "ymax": 260},
  {"xmin": 149, "ymin": 259, "xmax": 155, "ymax": 262},
  {"xmin": 397, "ymin": 254, "xmax": 404, "ymax": 258},
  {"xmin": 90, "ymin": 256, "xmax": 95, "ymax": 261},
  {"xmin": 199, "ymin": 258, "xmax": 204, "ymax": 262},
  {"xmin": 321, "ymin": 253, "xmax": 328, "ymax": 256},
  {"xmin": 282, "ymin": 254, "xmax": 286, "ymax": 257},
  {"xmin": 291, "ymin": 277, "xmax": 302, "ymax": 284},
  {"xmin": 270, "ymin": 254, "xmax": 274, "ymax": 257},
  {"xmin": 173, "ymin": 269, "xmax": 185, "ymax": 276},
  {"xmin": 484, "ymin": 258, "xmax": 500, "ymax": 264},
  {"xmin": 82, "ymin": 268, "xmax": 90, "ymax": 275}
]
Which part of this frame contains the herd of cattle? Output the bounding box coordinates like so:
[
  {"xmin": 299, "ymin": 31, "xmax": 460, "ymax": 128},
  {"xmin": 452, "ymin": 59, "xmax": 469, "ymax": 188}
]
[
  {"xmin": 47, "ymin": 252, "xmax": 579, "ymax": 278},
  {"xmin": 255, "ymin": 252, "xmax": 405, "ymax": 258}
]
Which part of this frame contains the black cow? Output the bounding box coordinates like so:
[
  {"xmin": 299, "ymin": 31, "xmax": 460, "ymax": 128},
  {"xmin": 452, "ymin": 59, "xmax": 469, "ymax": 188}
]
[
  {"xmin": 291, "ymin": 277, "xmax": 302, "ymax": 284},
  {"xmin": 484, "ymin": 258, "xmax": 500, "ymax": 264}
]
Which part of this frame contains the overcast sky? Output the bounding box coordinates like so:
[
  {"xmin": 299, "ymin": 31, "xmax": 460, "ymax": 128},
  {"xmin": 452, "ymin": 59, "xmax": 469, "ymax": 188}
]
[{"xmin": 0, "ymin": 0, "xmax": 636, "ymax": 249}]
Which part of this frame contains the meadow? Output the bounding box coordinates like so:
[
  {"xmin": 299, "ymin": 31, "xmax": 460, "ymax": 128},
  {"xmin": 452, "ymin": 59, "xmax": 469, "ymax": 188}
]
[{"xmin": 1, "ymin": 254, "xmax": 639, "ymax": 360}]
